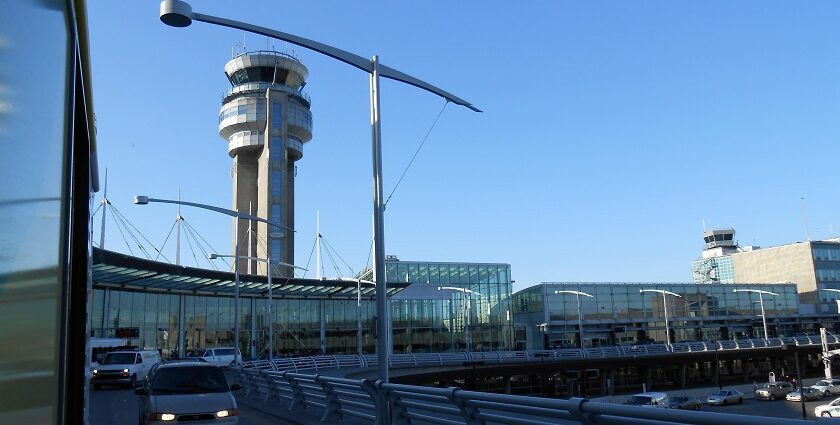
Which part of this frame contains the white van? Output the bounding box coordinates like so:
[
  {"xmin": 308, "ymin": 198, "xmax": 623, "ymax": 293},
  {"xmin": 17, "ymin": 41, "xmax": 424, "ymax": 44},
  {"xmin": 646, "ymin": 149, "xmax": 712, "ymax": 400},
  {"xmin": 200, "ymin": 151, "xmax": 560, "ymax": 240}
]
[
  {"xmin": 90, "ymin": 350, "xmax": 161, "ymax": 389},
  {"xmin": 626, "ymin": 392, "xmax": 669, "ymax": 408},
  {"xmin": 188, "ymin": 347, "xmax": 242, "ymax": 368}
]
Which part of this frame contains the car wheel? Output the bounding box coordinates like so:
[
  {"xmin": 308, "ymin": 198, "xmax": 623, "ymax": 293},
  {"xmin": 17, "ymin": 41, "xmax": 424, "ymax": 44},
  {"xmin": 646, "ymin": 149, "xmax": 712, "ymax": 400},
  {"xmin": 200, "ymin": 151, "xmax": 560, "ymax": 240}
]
[
  {"xmin": 129, "ymin": 375, "xmax": 136, "ymax": 388},
  {"xmin": 694, "ymin": 404, "xmax": 700, "ymax": 411},
  {"xmin": 822, "ymin": 412, "xmax": 832, "ymax": 417},
  {"xmin": 769, "ymin": 394, "xmax": 776, "ymax": 401},
  {"xmin": 826, "ymin": 391, "xmax": 831, "ymax": 397},
  {"xmin": 738, "ymin": 398, "xmax": 743, "ymax": 404},
  {"xmin": 722, "ymin": 400, "xmax": 728, "ymax": 406},
  {"xmin": 92, "ymin": 383, "xmax": 101, "ymax": 390}
]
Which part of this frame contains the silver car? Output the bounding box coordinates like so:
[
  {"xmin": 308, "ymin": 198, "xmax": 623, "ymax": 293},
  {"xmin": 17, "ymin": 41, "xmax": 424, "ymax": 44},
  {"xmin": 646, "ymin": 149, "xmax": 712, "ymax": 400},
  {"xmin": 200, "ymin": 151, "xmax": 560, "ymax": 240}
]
[
  {"xmin": 707, "ymin": 390, "xmax": 743, "ymax": 406},
  {"xmin": 136, "ymin": 361, "xmax": 240, "ymax": 424},
  {"xmin": 811, "ymin": 378, "xmax": 840, "ymax": 397}
]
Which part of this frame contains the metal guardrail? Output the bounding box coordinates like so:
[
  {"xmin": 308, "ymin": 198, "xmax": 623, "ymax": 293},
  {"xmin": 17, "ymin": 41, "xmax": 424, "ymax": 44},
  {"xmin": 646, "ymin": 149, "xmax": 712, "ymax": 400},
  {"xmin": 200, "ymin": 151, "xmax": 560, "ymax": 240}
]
[
  {"xmin": 234, "ymin": 367, "xmax": 814, "ymax": 425},
  {"xmin": 241, "ymin": 335, "xmax": 838, "ymax": 375}
]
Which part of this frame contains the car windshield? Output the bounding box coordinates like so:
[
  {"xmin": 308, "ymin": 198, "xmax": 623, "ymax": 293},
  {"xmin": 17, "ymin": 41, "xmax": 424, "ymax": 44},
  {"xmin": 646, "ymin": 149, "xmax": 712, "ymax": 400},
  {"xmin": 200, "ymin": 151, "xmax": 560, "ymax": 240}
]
[
  {"xmin": 761, "ymin": 384, "xmax": 773, "ymax": 389},
  {"xmin": 150, "ymin": 366, "xmax": 229, "ymax": 395},
  {"xmin": 215, "ymin": 349, "xmax": 235, "ymax": 356},
  {"xmin": 671, "ymin": 397, "xmax": 686, "ymax": 403},
  {"xmin": 817, "ymin": 380, "xmax": 830, "ymax": 386},
  {"xmin": 185, "ymin": 350, "xmax": 204, "ymax": 358},
  {"xmin": 628, "ymin": 396, "xmax": 653, "ymax": 405},
  {"xmin": 102, "ymin": 353, "xmax": 137, "ymax": 364},
  {"xmin": 712, "ymin": 391, "xmax": 728, "ymax": 397}
]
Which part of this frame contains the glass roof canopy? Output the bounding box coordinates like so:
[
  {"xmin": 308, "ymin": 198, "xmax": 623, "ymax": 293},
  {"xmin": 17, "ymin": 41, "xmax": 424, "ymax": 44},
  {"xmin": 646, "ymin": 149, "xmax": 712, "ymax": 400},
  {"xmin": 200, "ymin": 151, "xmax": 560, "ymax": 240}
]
[{"xmin": 92, "ymin": 248, "xmax": 407, "ymax": 299}]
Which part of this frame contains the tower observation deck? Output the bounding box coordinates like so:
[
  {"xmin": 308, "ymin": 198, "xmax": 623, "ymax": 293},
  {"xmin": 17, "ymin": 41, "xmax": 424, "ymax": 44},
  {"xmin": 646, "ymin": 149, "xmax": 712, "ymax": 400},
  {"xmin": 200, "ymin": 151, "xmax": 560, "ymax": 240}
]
[{"xmin": 219, "ymin": 51, "xmax": 313, "ymax": 277}]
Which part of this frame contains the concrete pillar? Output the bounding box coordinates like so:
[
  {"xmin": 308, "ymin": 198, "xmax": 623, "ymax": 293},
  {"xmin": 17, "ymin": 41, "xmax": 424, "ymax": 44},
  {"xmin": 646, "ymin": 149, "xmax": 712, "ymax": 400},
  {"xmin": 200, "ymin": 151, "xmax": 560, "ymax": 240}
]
[
  {"xmin": 178, "ymin": 294, "xmax": 185, "ymax": 359},
  {"xmin": 712, "ymin": 361, "xmax": 719, "ymax": 388},
  {"xmin": 645, "ymin": 367, "xmax": 653, "ymax": 391},
  {"xmin": 600, "ymin": 369, "xmax": 608, "ymax": 396},
  {"xmin": 680, "ymin": 363, "xmax": 687, "ymax": 388},
  {"xmin": 250, "ymin": 298, "xmax": 257, "ymax": 359},
  {"xmin": 744, "ymin": 359, "xmax": 751, "ymax": 383},
  {"xmin": 319, "ymin": 299, "xmax": 326, "ymax": 354},
  {"xmin": 503, "ymin": 376, "xmax": 512, "ymax": 394}
]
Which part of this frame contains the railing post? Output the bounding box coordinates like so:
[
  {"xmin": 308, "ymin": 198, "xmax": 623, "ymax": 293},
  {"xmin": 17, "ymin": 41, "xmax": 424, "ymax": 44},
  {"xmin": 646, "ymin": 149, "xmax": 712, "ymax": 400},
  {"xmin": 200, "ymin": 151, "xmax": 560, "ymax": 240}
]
[
  {"xmin": 446, "ymin": 387, "xmax": 486, "ymax": 425},
  {"xmin": 286, "ymin": 373, "xmax": 307, "ymax": 411},
  {"xmin": 259, "ymin": 371, "xmax": 274, "ymax": 403},
  {"xmin": 567, "ymin": 397, "xmax": 595, "ymax": 424},
  {"xmin": 359, "ymin": 379, "xmax": 386, "ymax": 425},
  {"xmin": 316, "ymin": 376, "xmax": 343, "ymax": 423}
]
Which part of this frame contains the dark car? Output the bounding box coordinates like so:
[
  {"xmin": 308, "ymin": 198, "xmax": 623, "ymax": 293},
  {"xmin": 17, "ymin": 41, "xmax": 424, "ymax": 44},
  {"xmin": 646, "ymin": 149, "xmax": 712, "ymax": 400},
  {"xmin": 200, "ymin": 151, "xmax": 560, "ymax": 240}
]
[
  {"xmin": 669, "ymin": 396, "xmax": 702, "ymax": 410},
  {"xmin": 755, "ymin": 381, "xmax": 794, "ymax": 401}
]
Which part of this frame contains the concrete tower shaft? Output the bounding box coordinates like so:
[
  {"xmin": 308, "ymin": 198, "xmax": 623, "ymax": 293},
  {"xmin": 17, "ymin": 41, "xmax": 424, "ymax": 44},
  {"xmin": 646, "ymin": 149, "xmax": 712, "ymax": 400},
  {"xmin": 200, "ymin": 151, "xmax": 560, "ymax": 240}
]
[{"xmin": 219, "ymin": 51, "xmax": 313, "ymax": 277}]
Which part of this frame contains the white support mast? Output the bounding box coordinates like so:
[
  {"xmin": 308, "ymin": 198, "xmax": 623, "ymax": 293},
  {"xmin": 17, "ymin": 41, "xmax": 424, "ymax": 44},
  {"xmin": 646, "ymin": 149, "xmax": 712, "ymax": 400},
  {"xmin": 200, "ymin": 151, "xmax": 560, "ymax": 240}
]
[
  {"xmin": 316, "ymin": 210, "xmax": 321, "ymax": 280},
  {"xmin": 176, "ymin": 189, "xmax": 181, "ymax": 266},
  {"xmin": 99, "ymin": 169, "xmax": 108, "ymax": 249}
]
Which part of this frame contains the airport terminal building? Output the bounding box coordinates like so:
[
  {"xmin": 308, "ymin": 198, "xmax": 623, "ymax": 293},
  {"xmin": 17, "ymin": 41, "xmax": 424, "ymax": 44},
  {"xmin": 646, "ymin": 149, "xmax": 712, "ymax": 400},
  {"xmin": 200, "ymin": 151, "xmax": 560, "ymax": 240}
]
[{"xmin": 90, "ymin": 248, "xmax": 514, "ymax": 358}]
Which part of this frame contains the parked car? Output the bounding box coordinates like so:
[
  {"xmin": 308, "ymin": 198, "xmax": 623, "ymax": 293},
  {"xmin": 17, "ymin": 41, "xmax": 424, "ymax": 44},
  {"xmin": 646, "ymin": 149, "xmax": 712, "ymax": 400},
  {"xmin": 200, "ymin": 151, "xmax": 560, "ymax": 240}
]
[
  {"xmin": 668, "ymin": 396, "xmax": 702, "ymax": 410},
  {"xmin": 625, "ymin": 392, "xmax": 669, "ymax": 408},
  {"xmin": 755, "ymin": 381, "xmax": 794, "ymax": 401},
  {"xmin": 707, "ymin": 389, "xmax": 744, "ymax": 406},
  {"xmin": 787, "ymin": 387, "xmax": 821, "ymax": 402},
  {"xmin": 187, "ymin": 347, "xmax": 242, "ymax": 368},
  {"xmin": 815, "ymin": 397, "xmax": 840, "ymax": 417},
  {"xmin": 811, "ymin": 378, "xmax": 840, "ymax": 397},
  {"xmin": 135, "ymin": 361, "xmax": 240, "ymax": 424},
  {"xmin": 91, "ymin": 350, "xmax": 161, "ymax": 389}
]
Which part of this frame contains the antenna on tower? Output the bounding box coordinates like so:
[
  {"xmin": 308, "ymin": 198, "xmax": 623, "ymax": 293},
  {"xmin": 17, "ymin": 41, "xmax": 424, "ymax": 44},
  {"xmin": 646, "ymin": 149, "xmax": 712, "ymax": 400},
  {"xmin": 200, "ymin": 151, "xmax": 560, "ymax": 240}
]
[
  {"xmin": 801, "ymin": 197, "xmax": 811, "ymax": 241},
  {"xmin": 702, "ymin": 219, "xmax": 706, "ymax": 233}
]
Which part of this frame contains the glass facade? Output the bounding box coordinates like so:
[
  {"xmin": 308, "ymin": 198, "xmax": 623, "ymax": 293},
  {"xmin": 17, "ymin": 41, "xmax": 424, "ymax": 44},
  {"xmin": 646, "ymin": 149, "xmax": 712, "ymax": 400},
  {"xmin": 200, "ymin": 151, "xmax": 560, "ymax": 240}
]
[
  {"xmin": 514, "ymin": 282, "xmax": 801, "ymax": 349},
  {"xmin": 691, "ymin": 256, "xmax": 735, "ymax": 283},
  {"xmin": 90, "ymin": 260, "xmax": 513, "ymax": 357}
]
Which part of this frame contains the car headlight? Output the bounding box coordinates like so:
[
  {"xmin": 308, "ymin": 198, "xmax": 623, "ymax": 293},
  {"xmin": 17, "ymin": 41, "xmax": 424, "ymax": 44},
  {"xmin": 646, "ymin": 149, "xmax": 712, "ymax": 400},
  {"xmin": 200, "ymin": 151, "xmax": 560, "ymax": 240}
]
[
  {"xmin": 147, "ymin": 413, "xmax": 176, "ymax": 421},
  {"xmin": 92, "ymin": 369, "xmax": 97, "ymax": 374},
  {"xmin": 123, "ymin": 368, "xmax": 129, "ymax": 373},
  {"xmin": 216, "ymin": 409, "xmax": 237, "ymax": 418}
]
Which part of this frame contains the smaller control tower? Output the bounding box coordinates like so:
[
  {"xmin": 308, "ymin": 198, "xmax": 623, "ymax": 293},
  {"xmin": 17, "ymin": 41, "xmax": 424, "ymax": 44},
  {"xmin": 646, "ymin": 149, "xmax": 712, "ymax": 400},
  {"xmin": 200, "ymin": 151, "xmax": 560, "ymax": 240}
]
[{"xmin": 218, "ymin": 51, "xmax": 313, "ymax": 277}]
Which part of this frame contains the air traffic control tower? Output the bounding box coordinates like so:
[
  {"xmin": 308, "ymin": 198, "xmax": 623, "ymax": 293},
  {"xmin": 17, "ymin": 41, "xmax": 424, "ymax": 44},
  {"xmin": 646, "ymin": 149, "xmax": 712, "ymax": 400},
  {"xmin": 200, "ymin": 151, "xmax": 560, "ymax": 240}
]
[{"xmin": 219, "ymin": 51, "xmax": 313, "ymax": 277}]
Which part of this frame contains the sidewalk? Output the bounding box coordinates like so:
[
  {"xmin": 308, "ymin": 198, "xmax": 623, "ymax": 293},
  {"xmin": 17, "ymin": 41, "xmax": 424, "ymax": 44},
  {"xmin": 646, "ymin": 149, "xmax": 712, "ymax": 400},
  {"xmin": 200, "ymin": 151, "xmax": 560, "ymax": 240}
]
[{"xmin": 591, "ymin": 378, "xmax": 824, "ymax": 404}]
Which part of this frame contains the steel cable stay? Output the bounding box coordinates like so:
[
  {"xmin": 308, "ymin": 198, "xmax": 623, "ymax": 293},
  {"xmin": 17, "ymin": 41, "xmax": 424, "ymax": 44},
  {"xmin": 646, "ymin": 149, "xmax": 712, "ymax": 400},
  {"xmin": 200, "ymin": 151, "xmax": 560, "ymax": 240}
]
[
  {"xmin": 300, "ymin": 236, "xmax": 317, "ymax": 280},
  {"xmin": 181, "ymin": 220, "xmax": 201, "ymax": 267},
  {"xmin": 110, "ymin": 203, "xmax": 166, "ymax": 260},
  {"xmin": 154, "ymin": 220, "xmax": 178, "ymax": 262},
  {"xmin": 181, "ymin": 220, "xmax": 216, "ymax": 269},
  {"xmin": 181, "ymin": 218, "xmax": 230, "ymax": 270},
  {"xmin": 109, "ymin": 206, "xmax": 149, "ymax": 259},
  {"xmin": 384, "ymin": 99, "xmax": 449, "ymax": 209},
  {"xmin": 319, "ymin": 234, "xmax": 355, "ymax": 278}
]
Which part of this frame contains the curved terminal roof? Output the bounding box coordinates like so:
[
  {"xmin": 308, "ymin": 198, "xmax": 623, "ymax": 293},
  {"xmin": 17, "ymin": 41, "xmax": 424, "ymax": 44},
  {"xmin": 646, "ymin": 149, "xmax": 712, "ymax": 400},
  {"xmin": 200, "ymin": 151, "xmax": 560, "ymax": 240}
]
[{"xmin": 92, "ymin": 248, "xmax": 406, "ymax": 299}]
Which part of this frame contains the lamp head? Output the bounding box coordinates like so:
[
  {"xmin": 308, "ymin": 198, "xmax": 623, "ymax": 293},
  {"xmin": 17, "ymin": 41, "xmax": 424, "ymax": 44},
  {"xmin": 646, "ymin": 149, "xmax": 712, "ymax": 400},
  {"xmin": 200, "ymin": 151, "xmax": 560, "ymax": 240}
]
[
  {"xmin": 134, "ymin": 195, "xmax": 149, "ymax": 205},
  {"xmin": 160, "ymin": 0, "xmax": 193, "ymax": 27},
  {"xmin": 208, "ymin": 253, "xmax": 218, "ymax": 260}
]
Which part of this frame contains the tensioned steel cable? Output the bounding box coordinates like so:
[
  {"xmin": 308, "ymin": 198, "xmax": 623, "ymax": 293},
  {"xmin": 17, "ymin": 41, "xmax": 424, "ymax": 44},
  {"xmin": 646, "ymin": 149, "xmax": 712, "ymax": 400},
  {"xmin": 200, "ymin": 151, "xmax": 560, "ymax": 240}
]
[
  {"xmin": 320, "ymin": 234, "xmax": 355, "ymax": 277},
  {"xmin": 155, "ymin": 220, "xmax": 178, "ymax": 262},
  {"xmin": 111, "ymin": 204, "xmax": 167, "ymax": 261},
  {"xmin": 301, "ymin": 237, "xmax": 317, "ymax": 279},
  {"xmin": 384, "ymin": 100, "xmax": 449, "ymax": 208},
  {"xmin": 183, "ymin": 219, "xmax": 228, "ymax": 269}
]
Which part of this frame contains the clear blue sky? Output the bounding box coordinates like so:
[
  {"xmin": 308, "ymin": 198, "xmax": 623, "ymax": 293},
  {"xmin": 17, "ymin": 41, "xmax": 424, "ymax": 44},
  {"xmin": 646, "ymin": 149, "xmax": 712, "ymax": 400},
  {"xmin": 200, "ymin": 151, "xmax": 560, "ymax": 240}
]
[{"xmin": 87, "ymin": 1, "xmax": 840, "ymax": 292}]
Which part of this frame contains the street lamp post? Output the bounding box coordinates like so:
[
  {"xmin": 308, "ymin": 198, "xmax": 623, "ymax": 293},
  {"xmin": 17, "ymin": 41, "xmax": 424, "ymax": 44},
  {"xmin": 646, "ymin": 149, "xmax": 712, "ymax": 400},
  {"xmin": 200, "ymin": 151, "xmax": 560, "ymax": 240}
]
[
  {"xmin": 134, "ymin": 195, "xmax": 291, "ymax": 360},
  {"xmin": 158, "ymin": 0, "xmax": 479, "ymax": 384},
  {"xmin": 438, "ymin": 287, "xmax": 482, "ymax": 352},
  {"xmin": 733, "ymin": 289, "xmax": 778, "ymax": 340},
  {"xmin": 639, "ymin": 289, "xmax": 682, "ymax": 346},
  {"xmin": 209, "ymin": 253, "xmax": 305, "ymax": 360},
  {"xmin": 338, "ymin": 278, "xmax": 375, "ymax": 355},
  {"xmin": 554, "ymin": 290, "xmax": 594, "ymax": 349}
]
